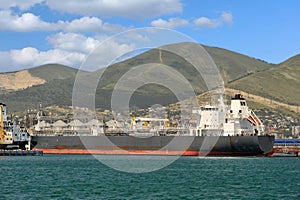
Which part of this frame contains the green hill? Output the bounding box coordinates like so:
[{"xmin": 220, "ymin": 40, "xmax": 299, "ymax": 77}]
[
  {"xmin": 29, "ymin": 64, "xmax": 78, "ymax": 82},
  {"xmin": 95, "ymin": 43, "xmax": 274, "ymax": 89},
  {"xmin": 1, "ymin": 42, "xmax": 298, "ymax": 113},
  {"xmin": 203, "ymin": 45, "xmax": 274, "ymax": 82},
  {"xmin": 89, "ymin": 43, "xmax": 275, "ymax": 109},
  {"xmin": 228, "ymin": 54, "xmax": 300, "ymax": 105},
  {"xmin": 2, "ymin": 77, "xmax": 75, "ymax": 112},
  {"xmin": 1, "ymin": 64, "xmax": 79, "ymax": 112}
]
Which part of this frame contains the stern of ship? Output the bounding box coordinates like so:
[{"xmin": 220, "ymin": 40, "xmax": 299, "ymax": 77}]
[{"xmin": 258, "ymin": 135, "xmax": 275, "ymax": 155}]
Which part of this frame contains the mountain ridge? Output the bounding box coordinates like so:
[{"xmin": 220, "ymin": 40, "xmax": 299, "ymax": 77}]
[
  {"xmin": 0, "ymin": 42, "xmax": 298, "ymax": 115},
  {"xmin": 228, "ymin": 53, "xmax": 300, "ymax": 105}
]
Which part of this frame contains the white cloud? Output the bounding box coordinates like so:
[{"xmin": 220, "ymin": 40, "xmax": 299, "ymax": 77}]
[
  {"xmin": 0, "ymin": 51, "xmax": 12, "ymax": 70},
  {"xmin": 194, "ymin": 17, "xmax": 219, "ymax": 28},
  {"xmin": 45, "ymin": 32, "xmax": 136, "ymax": 71},
  {"xmin": 46, "ymin": 0, "xmax": 182, "ymax": 19},
  {"xmin": 59, "ymin": 16, "xmax": 127, "ymax": 33},
  {"xmin": 47, "ymin": 32, "xmax": 100, "ymax": 54},
  {"xmin": 151, "ymin": 18, "xmax": 188, "ymax": 29},
  {"xmin": 59, "ymin": 17, "xmax": 103, "ymax": 33},
  {"xmin": 221, "ymin": 12, "xmax": 233, "ymax": 24},
  {"xmin": 0, "ymin": 11, "xmax": 127, "ymax": 33},
  {"xmin": 0, "ymin": 32, "xmax": 100, "ymax": 70},
  {"xmin": 80, "ymin": 38, "xmax": 136, "ymax": 71},
  {"xmin": 11, "ymin": 47, "xmax": 40, "ymax": 66},
  {"xmin": 0, "ymin": 0, "xmax": 43, "ymax": 10},
  {"xmin": 0, "ymin": 10, "xmax": 57, "ymax": 32},
  {"xmin": 0, "ymin": 32, "xmax": 136, "ymax": 72},
  {"xmin": 194, "ymin": 12, "xmax": 233, "ymax": 28},
  {"xmin": 0, "ymin": 47, "xmax": 85, "ymax": 72},
  {"xmin": 122, "ymin": 32, "xmax": 150, "ymax": 43}
]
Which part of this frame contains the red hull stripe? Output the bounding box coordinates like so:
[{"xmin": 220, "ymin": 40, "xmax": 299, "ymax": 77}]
[{"xmin": 33, "ymin": 148, "xmax": 261, "ymax": 156}]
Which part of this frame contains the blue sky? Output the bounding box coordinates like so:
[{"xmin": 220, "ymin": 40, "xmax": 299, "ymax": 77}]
[{"xmin": 0, "ymin": 0, "xmax": 299, "ymax": 72}]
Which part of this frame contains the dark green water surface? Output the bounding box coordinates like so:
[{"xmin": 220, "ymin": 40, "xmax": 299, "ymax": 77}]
[{"xmin": 1, "ymin": 155, "xmax": 299, "ymax": 199}]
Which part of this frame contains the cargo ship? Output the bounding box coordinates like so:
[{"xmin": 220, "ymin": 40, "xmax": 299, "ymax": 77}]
[{"xmin": 30, "ymin": 94, "xmax": 274, "ymax": 156}]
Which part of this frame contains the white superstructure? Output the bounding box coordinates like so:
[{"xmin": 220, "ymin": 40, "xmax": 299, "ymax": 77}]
[
  {"xmin": 196, "ymin": 94, "xmax": 264, "ymax": 136},
  {"xmin": 0, "ymin": 102, "xmax": 30, "ymax": 148}
]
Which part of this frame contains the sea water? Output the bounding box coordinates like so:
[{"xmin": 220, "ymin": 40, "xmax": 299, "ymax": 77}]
[{"xmin": 1, "ymin": 155, "xmax": 299, "ymax": 199}]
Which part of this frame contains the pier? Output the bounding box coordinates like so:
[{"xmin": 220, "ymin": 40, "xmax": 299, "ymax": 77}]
[
  {"xmin": 272, "ymin": 139, "xmax": 300, "ymax": 157},
  {"xmin": 0, "ymin": 149, "xmax": 43, "ymax": 156}
]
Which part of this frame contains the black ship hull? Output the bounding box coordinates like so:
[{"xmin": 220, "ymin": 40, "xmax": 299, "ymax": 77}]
[{"xmin": 31, "ymin": 135, "xmax": 274, "ymax": 156}]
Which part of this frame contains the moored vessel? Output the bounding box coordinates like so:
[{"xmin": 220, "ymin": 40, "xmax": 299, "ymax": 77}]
[
  {"xmin": 0, "ymin": 102, "xmax": 43, "ymax": 156},
  {"xmin": 0, "ymin": 103, "xmax": 31, "ymax": 150},
  {"xmin": 31, "ymin": 94, "xmax": 274, "ymax": 156}
]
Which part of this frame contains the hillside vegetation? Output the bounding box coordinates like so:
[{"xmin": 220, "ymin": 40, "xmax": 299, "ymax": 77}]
[
  {"xmin": 29, "ymin": 64, "xmax": 78, "ymax": 82},
  {"xmin": 86, "ymin": 43, "xmax": 275, "ymax": 109},
  {"xmin": 204, "ymin": 45, "xmax": 273, "ymax": 82},
  {"xmin": 228, "ymin": 54, "xmax": 300, "ymax": 105},
  {"xmin": 0, "ymin": 43, "xmax": 298, "ymax": 114}
]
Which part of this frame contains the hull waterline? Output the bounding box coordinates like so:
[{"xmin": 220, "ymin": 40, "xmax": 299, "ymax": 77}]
[{"xmin": 31, "ymin": 135, "xmax": 274, "ymax": 156}]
